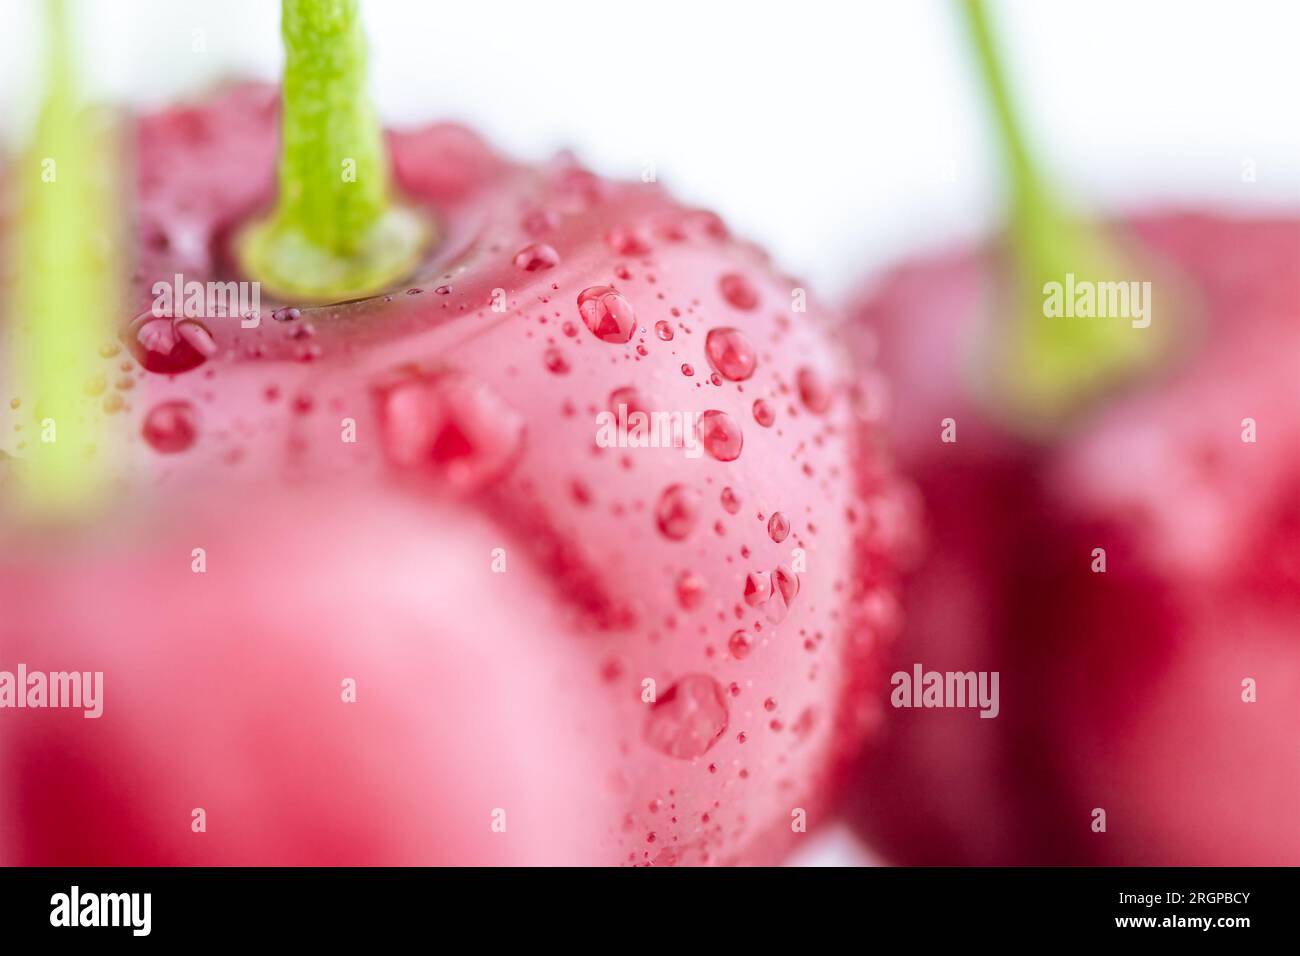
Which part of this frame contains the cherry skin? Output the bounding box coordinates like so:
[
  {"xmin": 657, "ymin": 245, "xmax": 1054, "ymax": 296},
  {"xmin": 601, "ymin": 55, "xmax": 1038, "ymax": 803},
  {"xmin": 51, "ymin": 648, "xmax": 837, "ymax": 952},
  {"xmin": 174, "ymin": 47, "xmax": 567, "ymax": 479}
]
[
  {"xmin": 842, "ymin": 212, "xmax": 1300, "ymax": 865},
  {"xmin": 0, "ymin": 85, "xmax": 915, "ymax": 865}
]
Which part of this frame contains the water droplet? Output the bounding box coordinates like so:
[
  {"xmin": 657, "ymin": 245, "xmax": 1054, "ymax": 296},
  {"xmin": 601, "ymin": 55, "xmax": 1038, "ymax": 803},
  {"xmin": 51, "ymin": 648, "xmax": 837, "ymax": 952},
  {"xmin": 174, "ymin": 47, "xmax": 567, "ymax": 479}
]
[
  {"xmin": 605, "ymin": 226, "xmax": 652, "ymax": 256},
  {"xmin": 728, "ymin": 629, "xmax": 753, "ymax": 660},
  {"xmin": 680, "ymin": 364, "xmax": 694, "ymax": 377},
  {"xmin": 609, "ymin": 386, "xmax": 646, "ymax": 416},
  {"xmin": 375, "ymin": 370, "xmax": 524, "ymax": 492},
  {"xmin": 767, "ymin": 512, "xmax": 789, "ymax": 542},
  {"xmin": 720, "ymin": 486, "xmax": 741, "ymax": 514},
  {"xmin": 543, "ymin": 348, "xmax": 571, "ymax": 374},
  {"xmin": 142, "ymin": 400, "xmax": 198, "ymax": 453},
  {"xmin": 698, "ymin": 410, "xmax": 743, "ymax": 462},
  {"xmin": 704, "ymin": 327, "xmax": 757, "ymax": 381},
  {"xmin": 577, "ymin": 286, "xmax": 637, "ymax": 343},
  {"xmin": 643, "ymin": 674, "xmax": 729, "ymax": 759},
  {"xmin": 513, "ymin": 242, "xmax": 560, "ymax": 272},
  {"xmin": 752, "ymin": 398, "xmax": 775, "ymax": 427},
  {"xmin": 656, "ymin": 484, "xmax": 700, "ymax": 540},
  {"xmin": 797, "ymin": 367, "xmax": 832, "ymax": 413},
  {"xmin": 654, "ymin": 320, "xmax": 674, "ymax": 341},
  {"xmin": 772, "ymin": 564, "xmax": 799, "ymax": 604},
  {"xmin": 126, "ymin": 313, "xmax": 215, "ymax": 374},
  {"xmin": 719, "ymin": 273, "xmax": 759, "ymax": 311},
  {"xmin": 743, "ymin": 571, "xmax": 770, "ymax": 607},
  {"xmin": 272, "ymin": 307, "xmax": 300, "ymax": 322},
  {"xmin": 676, "ymin": 570, "xmax": 705, "ymax": 610}
]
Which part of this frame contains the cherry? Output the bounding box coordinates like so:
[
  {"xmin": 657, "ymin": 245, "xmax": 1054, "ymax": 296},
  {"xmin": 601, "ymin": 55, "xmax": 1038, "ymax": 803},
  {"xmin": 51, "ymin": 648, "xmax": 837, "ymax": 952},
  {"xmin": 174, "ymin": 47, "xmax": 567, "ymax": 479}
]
[
  {"xmin": 843, "ymin": 211, "xmax": 1299, "ymax": 866},
  {"xmin": 1, "ymin": 10, "xmax": 914, "ymax": 863}
]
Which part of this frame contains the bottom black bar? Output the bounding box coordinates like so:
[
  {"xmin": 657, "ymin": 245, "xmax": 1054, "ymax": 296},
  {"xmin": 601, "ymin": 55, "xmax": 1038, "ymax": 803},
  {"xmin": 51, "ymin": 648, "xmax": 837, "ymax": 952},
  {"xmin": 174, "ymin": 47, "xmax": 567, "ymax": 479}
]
[{"xmin": 0, "ymin": 867, "xmax": 1291, "ymax": 942}]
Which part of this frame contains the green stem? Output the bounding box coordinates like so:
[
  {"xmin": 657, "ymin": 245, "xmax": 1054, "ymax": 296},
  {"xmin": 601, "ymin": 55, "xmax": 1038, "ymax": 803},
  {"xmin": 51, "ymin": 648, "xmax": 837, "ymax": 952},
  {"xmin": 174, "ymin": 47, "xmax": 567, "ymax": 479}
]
[
  {"xmin": 238, "ymin": 0, "xmax": 430, "ymax": 301},
  {"xmin": 959, "ymin": 0, "xmax": 1169, "ymax": 430},
  {"xmin": 9, "ymin": 0, "xmax": 119, "ymax": 517}
]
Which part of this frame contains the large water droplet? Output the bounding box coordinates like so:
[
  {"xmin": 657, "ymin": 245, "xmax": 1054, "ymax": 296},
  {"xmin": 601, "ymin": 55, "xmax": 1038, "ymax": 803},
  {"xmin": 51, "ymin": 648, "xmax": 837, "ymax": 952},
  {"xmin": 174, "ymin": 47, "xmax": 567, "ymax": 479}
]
[
  {"xmin": 605, "ymin": 226, "xmax": 652, "ymax": 256},
  {"xmin": 513, "ymin": 242, "xmax": 560, "ymax": 272},
  {"xmin": 797, "ymin": 367, "xmax": 832, "ymax": 414},
  {"xmin": 719, "ymin": 273, "xmax": 759, "ymax": 311},
  {"xmin": 656, "ymin": 484, "xmax": 700, "ymax": 540},
  {"xmin": 126, "ymin": 313, "xmax": 215, "ymax": 374},
  {"xmin": 643, "ymin": 674, "xmax": 729, "ymax": 759},
  {"xmin": 752, "ymin": 398, "xmax": 775, "ymax": 427},
  {"xmin": 704, "ymin": 327, "xmax": 757, "ymax": 381},
  {"xmin": 676, "ymin": 570, "xmax": 705, "ymax": 610},
  {"xmin": 609, "ymin": 385, "xmax": 646, "ymax": 416},
  {"xmin": 743, "ymin": 571, "xmax": 770, "ymax": 607},
  {"xmin": 728, "ymin": 629, "xmax": 753, "ymax": 660},
  {"xmin": 375, "ymin": 370, "xmax": 524, "ymax": 492},
  {"xmin": 698, "ymin": 410, "xmax": 743, "ymax": 462},
  {"xmin": 142, "ymin": 400, "xmax": 198, "ymax": 453},
  {"xmin": 772, "ymin": 564, "xmax": 800, "ymax": 604},
  {"xmin": 767, "ymin": 512, "xmax": 790, "ymax": 542},
  {"xmin": 577, "ymin": 286, "xmax": 637, "ymax": 343}
]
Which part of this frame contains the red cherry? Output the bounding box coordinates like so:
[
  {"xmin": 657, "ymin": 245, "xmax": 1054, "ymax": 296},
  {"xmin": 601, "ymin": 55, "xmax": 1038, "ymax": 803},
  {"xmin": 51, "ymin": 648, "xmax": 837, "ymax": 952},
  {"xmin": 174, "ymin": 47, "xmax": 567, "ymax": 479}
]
[
  {"xmin": 843, "ymin": 212, "xmax": 1300, "ymax": 866},
  {"xmin": 1, "ymin": 84, "xmax": 913, "ymax": 867}
]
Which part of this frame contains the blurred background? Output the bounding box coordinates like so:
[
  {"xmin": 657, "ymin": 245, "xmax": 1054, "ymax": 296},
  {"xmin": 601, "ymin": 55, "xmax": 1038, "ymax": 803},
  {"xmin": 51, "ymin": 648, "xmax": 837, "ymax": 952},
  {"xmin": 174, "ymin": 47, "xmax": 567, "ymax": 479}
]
[{"xmin": 2, "ymin": 0, "xmax": 1298, "ymax": 300}]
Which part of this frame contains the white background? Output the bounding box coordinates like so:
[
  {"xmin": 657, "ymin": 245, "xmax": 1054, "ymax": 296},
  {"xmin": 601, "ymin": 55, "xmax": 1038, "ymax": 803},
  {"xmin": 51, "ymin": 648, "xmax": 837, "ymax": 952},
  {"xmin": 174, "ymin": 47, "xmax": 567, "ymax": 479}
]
[{"xmin": 3, "ymin": 0, "xmax": 1298, "ymax": 299}]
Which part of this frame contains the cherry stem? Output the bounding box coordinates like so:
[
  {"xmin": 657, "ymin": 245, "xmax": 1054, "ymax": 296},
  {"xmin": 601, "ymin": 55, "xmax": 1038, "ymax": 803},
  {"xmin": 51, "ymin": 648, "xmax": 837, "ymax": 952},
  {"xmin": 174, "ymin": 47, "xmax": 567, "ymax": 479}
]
[
  {"xmin": 959, "ymin": 0, "xmax": 1170, "ymax": 432},
  {"xmin": 9, "ymin": 0, "xmax": 120, "ymax": 517},
  {"xmin": 238, "ymin": 0, "xmax": 431, "ymax": 301}
]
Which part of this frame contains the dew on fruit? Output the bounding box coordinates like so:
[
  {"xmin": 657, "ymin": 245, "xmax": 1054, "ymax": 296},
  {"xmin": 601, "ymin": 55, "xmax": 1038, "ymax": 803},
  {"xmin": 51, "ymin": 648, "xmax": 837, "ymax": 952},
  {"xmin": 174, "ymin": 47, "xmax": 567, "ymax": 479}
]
[
  {"xmin": 720, "ymin": 486, "xmax": 741, "ymax": 514},
  {"xmin": 272, "ymin": 307, "xmax": 300, "ymax": 322},
  {"xmin": 375, "ymin": 369, "xmax": 524, "ymax": 492},
  {"xmin": 656, "ymin": 484, "xmax": 700, "ymax": 540},
  {"xmin": 704, "ymin": 327, "xmax": 757, "ymax": 381},
  {"xmin": 654, "ymin": 320, "xmax": 674, "ymax": 341},
  {"xmin": 544, "ymin": 348, "xmax": 570, "ymax": 374},
  {"xmin": 676, "ymin": 570, "xmax": 706, "ymax": 610},
  {"xmin": 797, "ymin": 367, "xmax": 832, "ymax": 413},
  {"xmin": 141, "ymin": 400, "xmax": 198, "ymax": 453},
  {"xmin": 699, "ymin": 410, "xmax": 743, "ymax": 462},
  {"xmin": 513, "ymin": 242, "xmax": 560, "ymax": 272},
  {"xmin": 743, "ymin": 571, "xmax": 770, "ymax": 608},
  {"xmin": 609, "ymin": 385, "xmax": 645, "ymax": 416},
  {"xmin": 767, "ymin": 512, "xmax": 790, "ymax": 543},
  {"xmin": 606, "ymin": 226, "xmax": 652, "ymax": 256},
  {"xmin": 752, "ymin": 398, "xmax": 775, "ymax": 427},
  {"xmin": 126, "ymin": 314, "xmax": 215, "ymax": 374},
  {"xmin": 643, "ymin": 674, "xmax": 729, "ymax": 759},
  {"xmin": 577, "ymin": 286, "xmax": 637, "ymax": 343},
  {"xmin": 728, "ymin": 629, "xmax": 753, "ymax": 660},
  {"xmin": 719, "ymin": 273, "xmax": 759, "ymax": 311},
  {"xmin": 772, "ymin": 564, "xmax": 800, "ymax": 604}
]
